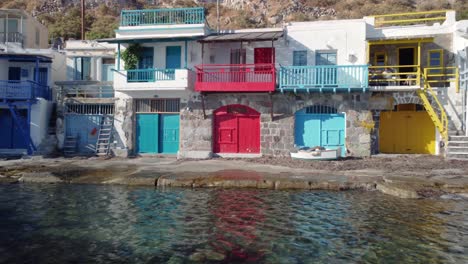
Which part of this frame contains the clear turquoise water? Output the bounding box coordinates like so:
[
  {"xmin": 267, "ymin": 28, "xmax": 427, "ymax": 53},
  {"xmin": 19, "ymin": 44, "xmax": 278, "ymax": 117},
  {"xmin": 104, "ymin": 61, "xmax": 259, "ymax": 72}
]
[{"xmin": 0, "ymin": 184, "xmax": 466, "ymax": 263}]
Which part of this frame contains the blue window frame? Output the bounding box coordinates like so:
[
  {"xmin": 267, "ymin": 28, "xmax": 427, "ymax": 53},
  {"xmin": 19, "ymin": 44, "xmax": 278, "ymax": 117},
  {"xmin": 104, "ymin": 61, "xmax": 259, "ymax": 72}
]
[
  {"xmin": 293, "ymin": 50, "xmax": 307, "ymax": 66},
  {"xmin": 73, "ymin": 57, "xmax": 91, "ymax": 80}
]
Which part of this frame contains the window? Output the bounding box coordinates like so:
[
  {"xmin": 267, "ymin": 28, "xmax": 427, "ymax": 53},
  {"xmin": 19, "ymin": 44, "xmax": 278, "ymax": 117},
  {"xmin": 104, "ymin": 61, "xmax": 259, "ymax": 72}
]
[
  {"xmin": 293, "ymin": 50, "xmax": 307, "ymax": 66},
  {"xmin": 315, "ymin": 51, "xmax": 337, "ymax": 65},
  {"xmin": 428, "ymin": 50, "xmax": 443, "ymax": 67},
  {"xmin": 374, "ymin": 51, "xmax": 386, "ymax": 66},
  {"xmin": 73, "ymin": 57, "xmax": 92, "ymax": 80}
]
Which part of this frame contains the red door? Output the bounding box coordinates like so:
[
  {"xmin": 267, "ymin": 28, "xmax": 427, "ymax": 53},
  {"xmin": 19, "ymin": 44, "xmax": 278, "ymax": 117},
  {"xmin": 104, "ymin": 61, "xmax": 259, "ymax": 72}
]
[
  {"xmin": 254, "ymin": 48, "xmax": 275, "ymax": 64},
  {"xmin": 214, "ymin": 105, "xmax": 260, "ymax": 154}
]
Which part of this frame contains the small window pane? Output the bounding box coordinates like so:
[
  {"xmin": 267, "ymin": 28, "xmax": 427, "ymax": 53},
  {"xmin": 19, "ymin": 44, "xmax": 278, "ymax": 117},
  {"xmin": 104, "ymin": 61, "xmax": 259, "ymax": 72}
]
[{"xmin": 293, "ymin": 51, "xmax": 307, "ymax": 66}]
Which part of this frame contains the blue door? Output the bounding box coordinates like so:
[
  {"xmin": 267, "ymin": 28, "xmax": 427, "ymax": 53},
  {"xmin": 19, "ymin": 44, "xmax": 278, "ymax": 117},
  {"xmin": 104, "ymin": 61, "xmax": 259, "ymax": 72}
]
[
  {"xmin": 136, "ymin": 114, "xmax": 159, "ymax": 153},
  {"xmin": 8, "ymin": 67, "xmax": 21, "ymax": 80},
  {"xmin": 102, "ymin": 64, "xmax": 114, "ymax": 82},
  {"xmin": 65, "ymin": 115, "xmax": 102, "ymax": 154},
  {"xmin": 159, "ymin": 114, "xmax": 180, "ymax": 154},
  {"xmin": 295, "ymin": 111, "xmax": 345, "ymax": 156},
  {"xmin": 0, "ymin": 110, "xmax": 13, "ymax": 148},
  {"xmin": 166, "ymin": 46, "xmax": 181, "ymax": 69},
  {"xmin": 136, "ymin": 113, "xmax": 180, "ymax": 154},
  {"xmin": 0, "ymin": 109, "xmax": 28, "ymax": 149}
]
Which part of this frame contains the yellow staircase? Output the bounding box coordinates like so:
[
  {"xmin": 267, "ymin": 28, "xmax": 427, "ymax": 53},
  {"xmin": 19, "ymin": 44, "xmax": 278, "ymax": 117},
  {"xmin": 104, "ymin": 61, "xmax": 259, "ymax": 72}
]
[
  {"xmin": 416, "ymin": 67, "xmax": 459, "ymax": 142},
  {"xmin": 416, "ymin": 83, "xmax": 448, "ymax": 141}
]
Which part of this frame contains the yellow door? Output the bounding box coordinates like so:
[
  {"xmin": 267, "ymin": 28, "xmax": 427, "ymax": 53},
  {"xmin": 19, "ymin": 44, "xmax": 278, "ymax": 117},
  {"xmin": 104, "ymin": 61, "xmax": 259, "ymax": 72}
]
[{"xmin": 379, "ymin": 111, "xmax": 435, "ymax": 154}]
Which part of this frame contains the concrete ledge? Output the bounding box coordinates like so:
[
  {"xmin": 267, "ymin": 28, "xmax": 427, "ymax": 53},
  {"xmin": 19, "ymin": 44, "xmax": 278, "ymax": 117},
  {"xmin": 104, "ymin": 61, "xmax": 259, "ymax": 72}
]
[
  {"xmin": 213, "ymin": 153, "xmax": 262, "ymax": 158},
  {"xmin": 178, "ymin": 151, "xmax": 212, "ymax": 159}
]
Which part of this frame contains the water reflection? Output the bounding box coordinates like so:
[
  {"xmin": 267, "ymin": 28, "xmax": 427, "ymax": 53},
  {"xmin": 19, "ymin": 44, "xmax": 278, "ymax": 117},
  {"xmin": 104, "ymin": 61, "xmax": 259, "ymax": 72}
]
[{"xmin": 0, "ymin": 184, "xmax": 466, "ymax": 263}]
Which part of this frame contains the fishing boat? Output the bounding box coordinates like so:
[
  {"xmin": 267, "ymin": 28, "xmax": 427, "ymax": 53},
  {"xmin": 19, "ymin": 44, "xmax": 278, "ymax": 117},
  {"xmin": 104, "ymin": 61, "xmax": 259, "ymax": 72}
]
[{"xmin": 290, "ymin": 147, "xmax": 341, "ymax": 160}]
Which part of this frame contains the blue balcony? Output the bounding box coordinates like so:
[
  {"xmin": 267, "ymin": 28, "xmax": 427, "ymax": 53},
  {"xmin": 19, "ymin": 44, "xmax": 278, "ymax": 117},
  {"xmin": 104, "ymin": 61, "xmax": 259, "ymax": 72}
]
[
  {"xmin": 0, "ymin": 80, "xmax": 51, "ymax": 101},
  {"xmin": 278, "ymin": 65, "xmax": 369, "ymax": 93},
  {"xmin": 120, "ymin": 7, "xmax": 205, "ymax": 27},
  {"xmin": 127, "ymin": 68, "xmax": 176, "ymax": 82}
]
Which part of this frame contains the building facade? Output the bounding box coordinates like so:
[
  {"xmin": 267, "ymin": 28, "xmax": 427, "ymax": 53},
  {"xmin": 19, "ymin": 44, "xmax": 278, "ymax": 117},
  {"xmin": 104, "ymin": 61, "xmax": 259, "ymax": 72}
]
[
  {"xmin": 103, "ymin": 8, "xmax": 468, "ymax": 159},
  {"xmin": 0, "ymin": 9, "xmax": 63, "ymax": 156},
  {"xmin": 55, "ymin": 40, "xmax": 116, "ymax": 156}
]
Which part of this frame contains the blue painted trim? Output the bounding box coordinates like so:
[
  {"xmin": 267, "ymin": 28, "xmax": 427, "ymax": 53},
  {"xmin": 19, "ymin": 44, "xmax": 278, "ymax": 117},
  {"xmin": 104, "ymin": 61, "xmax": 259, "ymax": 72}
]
[
  {"xmin": 120, "ymin": 7, "xmax": 205, "ymax": 27},
  {"xmin": 184, "ymin": 40, "xmax": 188, "ymax": 68},
  {"xmin": 278, "ymin": 64, "xmax": 369, "ymax": 93},
  {"xmin": 117, "ymin": 43, "xmax": 121, "ymax": 71},
  {"xmin": 116, "ymin": 26, "xmax": 204, "ymax": 32}
]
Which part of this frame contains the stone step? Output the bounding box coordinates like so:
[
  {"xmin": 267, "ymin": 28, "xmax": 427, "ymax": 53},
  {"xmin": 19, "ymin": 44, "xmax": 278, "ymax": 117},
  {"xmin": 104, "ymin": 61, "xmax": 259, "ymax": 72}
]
[
  {"xmin": 447, "ymin": 141, "xmax": 468, "ymax": 146},
  {"xmin": 447, "ymin": 146, "xmax": 468, "ymax": 153},
  {"xmin": 447, "ymin": 153, "xmax": 468, "ymax": 159},
  {"xmin": 449, "ymin": 136, "xmax": 468, "ymax": 141}
]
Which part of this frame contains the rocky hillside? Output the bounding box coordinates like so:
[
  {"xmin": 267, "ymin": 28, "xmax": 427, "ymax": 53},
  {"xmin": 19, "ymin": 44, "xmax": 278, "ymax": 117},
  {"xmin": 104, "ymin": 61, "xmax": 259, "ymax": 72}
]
[{"xmin": 0, "ymin": 0, "xmax": 466, "ymax": 40}]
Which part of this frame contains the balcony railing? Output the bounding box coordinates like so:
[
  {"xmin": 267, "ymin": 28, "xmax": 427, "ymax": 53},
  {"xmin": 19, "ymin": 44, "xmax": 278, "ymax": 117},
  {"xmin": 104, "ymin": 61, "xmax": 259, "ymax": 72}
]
[
  {"xmin": 424, "ymin": 66, "xmax": 459, "ymax": 92},
  {"xmin": 127, "ymin": 68, "xmax": 176, "ymax": 82},
  {"xmin": 61, "ymin": 85, "xmax": 114, "ymax": 99},
  {"xmin": 369, "ymin": 65, "xmax": 420, "ymax": 87},
  {"xmin": 120, "ymin": 7, "xmax": 205, "ymax": 27},
  {"xmin": 195, "ymin": 64, "xmax": 276, "ymax": 92},
  {"xmin": 372, "ymin": 10, "xmax": 450, "ymax": 27},
  {"xmin": 0, "ymin": 80, "xmax": 51, "ymax": 100},
  {"xmin": 0, "ymin": 32, "xmax": 23, "ymax": 44},
  {"xmin": 279, "ymin": 65, "xmax": 368, "ymax": 92}
]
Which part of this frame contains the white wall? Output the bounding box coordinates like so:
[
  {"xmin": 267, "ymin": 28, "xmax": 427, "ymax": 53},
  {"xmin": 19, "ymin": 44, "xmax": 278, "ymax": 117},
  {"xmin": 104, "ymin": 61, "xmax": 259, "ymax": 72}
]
[
  {"xmin": 30, "ymin": 98, "xmax": 52, "ymax": 147},
  {"xmin": 116, "ymin": 24, "xmax": 207, "ymax": 39},
  {"xmin": 204, "ymin": 20, "xmax": 367, "ymax": 67}
]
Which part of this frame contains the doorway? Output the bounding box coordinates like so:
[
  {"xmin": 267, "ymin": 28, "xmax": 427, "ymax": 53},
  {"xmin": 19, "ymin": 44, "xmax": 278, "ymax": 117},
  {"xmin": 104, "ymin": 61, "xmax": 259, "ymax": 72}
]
[{"xmin": 398, "ymin": 48, "xmax": 416, "ymax": 82}]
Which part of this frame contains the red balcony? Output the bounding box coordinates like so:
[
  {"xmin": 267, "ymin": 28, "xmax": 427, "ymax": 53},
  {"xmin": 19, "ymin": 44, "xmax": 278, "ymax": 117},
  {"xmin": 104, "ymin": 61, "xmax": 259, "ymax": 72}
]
[{"xmin": 195, "ymin": 64, "xmax": 276, "ymax": 92}]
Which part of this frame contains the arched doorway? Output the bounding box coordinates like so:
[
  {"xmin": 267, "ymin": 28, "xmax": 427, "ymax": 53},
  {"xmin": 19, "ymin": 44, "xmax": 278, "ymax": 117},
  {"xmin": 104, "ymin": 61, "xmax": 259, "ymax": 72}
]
[
  {"xmin": 294, "ymin": 105, "xmax": 346, "ymax": 156},
  {"xmin": 379, "ymin": 104, "xmax": 435, "ymax": 154},
  {"xmin": 213, "ymin": 104, "xmax": 260, "ymax": 153}
]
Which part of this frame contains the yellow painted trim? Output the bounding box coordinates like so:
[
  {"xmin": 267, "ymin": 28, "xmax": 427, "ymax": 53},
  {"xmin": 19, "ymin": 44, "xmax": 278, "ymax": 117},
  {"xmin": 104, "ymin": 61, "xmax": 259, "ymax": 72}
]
[
  {"xmin": 372, "ymin": 10, "xmax": 450, "ymax": 28},
  {"xmin": 427, "ymin": 49, "xmax": 443, "ymax": 67},
  {"xmin": 374, "ymin": 51, "xmax": 387, "ymax": 66},
  {"xmin": 371, "ymin": 10, "xmax": 452, "ymax": 18},
  {"xmin": 368, "ymin": 38, "xmax": 434, "ymax": 45}
]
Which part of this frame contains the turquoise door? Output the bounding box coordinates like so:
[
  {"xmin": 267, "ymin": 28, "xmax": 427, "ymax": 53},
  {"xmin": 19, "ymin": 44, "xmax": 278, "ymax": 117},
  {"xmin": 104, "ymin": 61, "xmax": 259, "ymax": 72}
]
[
  {"xmin": 159, "ymin": 114, "xmax": 180, "ymax": 154},
  {"xmin": 295, "ymin": 112, "xmax": 346, "ymax": 156},
  {"xmin": 136, "ymin": 114, "xmax": 159, "ymax": 153},
  {"xmin": 166, "ymin": 46, "xmax": 181, "ymax": 69},
  {"xmin": 136, "ymin": 113, "xmax": 180, "ymax": 154}
]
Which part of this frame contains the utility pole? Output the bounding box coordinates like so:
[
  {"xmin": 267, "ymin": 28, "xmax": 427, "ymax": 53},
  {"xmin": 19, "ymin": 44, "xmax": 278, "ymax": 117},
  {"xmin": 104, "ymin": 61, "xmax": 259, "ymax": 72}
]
[
  {"xmin": 216, "ymin": 0, "xmax": 220, "ymax": 33},
  {"xmin": 81, "ymin": 0, "xmax": 85, "ymax": 40}
]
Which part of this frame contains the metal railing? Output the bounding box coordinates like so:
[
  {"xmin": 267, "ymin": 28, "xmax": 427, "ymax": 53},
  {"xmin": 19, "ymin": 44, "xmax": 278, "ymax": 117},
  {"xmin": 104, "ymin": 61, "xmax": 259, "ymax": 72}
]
[
  {"xmin": 0, "ymin": 80, "xmax": 51, "ymax": 100},
  {"xmin": 120, "ymin": 7, "xmax": 205, "ymax": 26},
  {"xmin": 372, "ymin": 10, "xmax": 450, "ymax": 27},
  {"xmin": 195, "ymin": 64, "xmax": 276, "ymax": 92},
  {"xmin": 369, "ymin": 65, "xmax": 420, "ymax": 86},
  {"xmin": 279, "ymin": 65, "xmax": 368, "ymax": 92},
  {"xmin": 424, "ymin": 66, "xmax": 459, "ymax": 93},
  {"xmin": 0, "ymin": 32, "xmax": 24, "ymax": 44},
  {"xmin": 62, "ymin": 85, "xmax": 114, "ymax": 99},
  {"xmin": 126, "ymin": 68, "xmax": 177, "ymax": 82}
]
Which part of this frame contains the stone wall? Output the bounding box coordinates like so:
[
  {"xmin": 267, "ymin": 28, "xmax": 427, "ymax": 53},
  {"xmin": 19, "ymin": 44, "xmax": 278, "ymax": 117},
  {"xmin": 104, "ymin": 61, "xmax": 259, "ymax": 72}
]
[{"xmin": 179, "ymin": 92, "xmax": 373, "ymax": 158}]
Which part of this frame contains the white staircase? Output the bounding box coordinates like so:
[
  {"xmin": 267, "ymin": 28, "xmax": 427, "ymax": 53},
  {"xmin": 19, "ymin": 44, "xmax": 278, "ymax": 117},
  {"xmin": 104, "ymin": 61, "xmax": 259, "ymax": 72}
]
[
  {"xmin": 446, "ymin": 135, "xmax": 468, "ymax": 160},
  {"xmin": 95, "ymin": 115, "xmax": 114, "ymax": 157}
]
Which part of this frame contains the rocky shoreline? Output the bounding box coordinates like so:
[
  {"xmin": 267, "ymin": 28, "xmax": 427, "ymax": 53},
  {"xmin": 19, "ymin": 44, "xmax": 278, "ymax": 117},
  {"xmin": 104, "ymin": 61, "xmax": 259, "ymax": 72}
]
[{"xmin": 1, "ymin": 156, "xmax": 467, "ymax": 200}]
